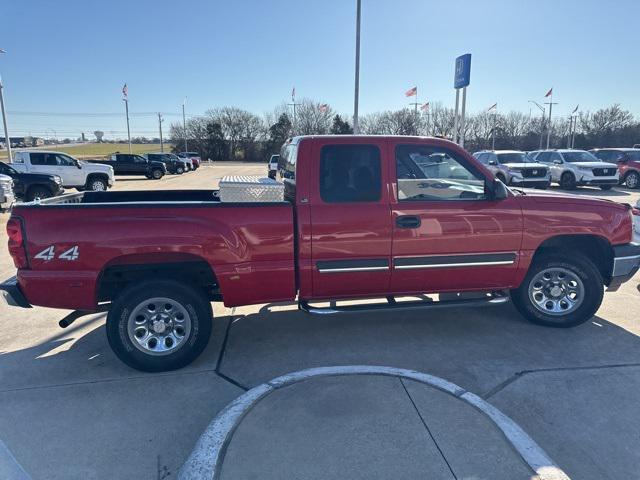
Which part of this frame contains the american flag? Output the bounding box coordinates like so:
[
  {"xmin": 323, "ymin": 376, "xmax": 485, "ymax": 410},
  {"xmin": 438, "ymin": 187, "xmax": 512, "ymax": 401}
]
[
  {"xmin": 122, "ymin": 83, "xmax": 128, "ymax": 99},
  {"xmin": 487, "ymin": 102, "xmax": 497, "ymax": 111},
  {"xmin": 405, "ymin": 86, "xmax": 417, "ymax": 97},
  {"xmin": 319, "ymin": 103, "xmax": 328, "ymax": 113},
  {"xmin": 420, "ymin": 102, "xmax": 430, "ymax": 111},
  {"xmin": 545, "ymin": 88, "xmax": 553, "ymax": 98}
]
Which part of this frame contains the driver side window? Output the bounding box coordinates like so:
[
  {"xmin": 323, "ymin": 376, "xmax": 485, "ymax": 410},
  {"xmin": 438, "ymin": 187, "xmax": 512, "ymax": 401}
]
[
  {"xmin": 55, "ymin": 154, "xmax": 75, "ymax": 166},
  {"xmin": 395, "ymin": 145, "xmax": 487, "ymax": 201}
]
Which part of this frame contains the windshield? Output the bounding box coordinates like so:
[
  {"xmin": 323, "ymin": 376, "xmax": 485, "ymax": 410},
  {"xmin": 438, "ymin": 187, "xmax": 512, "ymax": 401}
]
[
  {"xmin": 562, "ymin": 151, "xmax": 600, "ymax": 163},
  {"xmin": 497, "ymin": 153, "xmax": 528, "ymax": 164}
]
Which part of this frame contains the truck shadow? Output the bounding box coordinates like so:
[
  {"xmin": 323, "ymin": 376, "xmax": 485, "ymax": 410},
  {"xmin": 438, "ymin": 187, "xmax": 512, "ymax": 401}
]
[{"xmin": 1, "ymin": 302, "xmax": 638, "ymax": 398}]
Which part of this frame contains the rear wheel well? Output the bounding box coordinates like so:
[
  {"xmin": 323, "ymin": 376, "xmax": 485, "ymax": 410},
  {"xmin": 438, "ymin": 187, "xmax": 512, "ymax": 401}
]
[
  {"xmin": 533, "ymin": 235, "xmax": 613, "ymax": 284},
  {"xmin": 97, "ymin": 261, "xmax": 220, "ymax": 303}
]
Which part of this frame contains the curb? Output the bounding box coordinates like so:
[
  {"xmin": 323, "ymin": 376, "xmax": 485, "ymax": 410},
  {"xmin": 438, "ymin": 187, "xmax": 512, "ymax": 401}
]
[{"xmin": 178, "ymin": 365, "xmax": 570, "ymax": 480}]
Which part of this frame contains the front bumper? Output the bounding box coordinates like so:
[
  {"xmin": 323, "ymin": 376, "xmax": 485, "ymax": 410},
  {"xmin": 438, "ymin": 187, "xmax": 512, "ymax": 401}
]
[
  {"xmin": 0, "ymin": 192, "xmax": 15, "ymax": 210},
  {"xmin": 0, "ymin": 276, "xmax": 32, "ymax": 308},
  {"xmin": 578, "ymin": 176, "xmax": 619, "ymax": 186},
  {"xmin": 510, "ymin": 178, "xmax": 551, "ymax": 188},
  {"xmin": 608, "ymin": 243, "xmax": 640, "ymax": 291}
]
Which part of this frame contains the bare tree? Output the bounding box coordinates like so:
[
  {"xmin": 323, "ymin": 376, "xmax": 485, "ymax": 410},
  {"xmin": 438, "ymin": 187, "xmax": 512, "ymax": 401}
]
[{"xmin": 293, "ymin": 99, "xmax": 334, "ymax": 135}]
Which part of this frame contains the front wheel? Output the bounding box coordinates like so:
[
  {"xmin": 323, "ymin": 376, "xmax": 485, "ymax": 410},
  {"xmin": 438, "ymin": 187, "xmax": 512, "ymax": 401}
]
[
  {"xmin": 624, "ymin": 171, "xmax": 639, "ymax": 189},
  {"xmin": 88, "ymin": 177, "xmax": 108, "ymax": 191},
  {"xmin": 560, "ymin": 172, "xmax": 576, "ymax": 190},
  {"xmin": 26, "ymin": 186, "xmax": 53, "ymax": 201},
  {"xmin": 106, "ymin": 280, "xmax": 213, "ymax": 372},
  {"xmin": 151, "ymin": 169, "xmax": 164, "ymax": 180},
  {"xmin": 511, "ymin": 253, "xmax": 603, "ymax": 328}
]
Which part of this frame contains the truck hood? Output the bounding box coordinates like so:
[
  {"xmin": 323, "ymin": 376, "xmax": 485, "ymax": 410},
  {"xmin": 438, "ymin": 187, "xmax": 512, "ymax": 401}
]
[
  {"xmin": 12, "ymin": 171, "xmax": 58, "ymax": 183},
  {"xmin": 502, "ymin": 163, "xmax": 547, "ymax": 169},
  {"xmin": 79, "ymin": 161, "xmax": 114, "ymax": 174},
  {"xmin": 568, "ymin": 161, "xmax": 617, "ymax": 169},
  {"xmin": 516, "ymin": 188, "xmax": 628, "ymax": 211}
]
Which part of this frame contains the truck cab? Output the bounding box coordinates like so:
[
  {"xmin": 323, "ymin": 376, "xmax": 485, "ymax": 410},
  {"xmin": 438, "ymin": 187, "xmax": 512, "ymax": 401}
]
[{"xmin": 11, "ymin": 151, "xmax": 115, "ymax": 191}]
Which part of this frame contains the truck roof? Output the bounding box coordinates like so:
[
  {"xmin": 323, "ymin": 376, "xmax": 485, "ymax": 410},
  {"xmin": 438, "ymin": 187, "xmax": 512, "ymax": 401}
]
[{"xmin": 288, "ymin": 134, "xmax": 455, "ymax": 144}]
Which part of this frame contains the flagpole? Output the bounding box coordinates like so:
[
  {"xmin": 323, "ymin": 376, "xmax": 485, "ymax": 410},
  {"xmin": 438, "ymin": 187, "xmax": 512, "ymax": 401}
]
[
  {"xmin": 124, "ymin": 98, "xmax": 131, "ymax": 154},
  {"xmin": 353, "ymin": 0, "xmax": 361, "ymax": 134},
  {"xmin": 492, "ymin": 110, "xmax": 497, "ymax": 150}
]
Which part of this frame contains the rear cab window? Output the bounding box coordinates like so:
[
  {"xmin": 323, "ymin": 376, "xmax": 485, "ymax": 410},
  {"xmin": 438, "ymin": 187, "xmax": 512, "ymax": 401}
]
[{"xmin": 319, "ymin": 145, "xmax": 381, "ymax": 203}]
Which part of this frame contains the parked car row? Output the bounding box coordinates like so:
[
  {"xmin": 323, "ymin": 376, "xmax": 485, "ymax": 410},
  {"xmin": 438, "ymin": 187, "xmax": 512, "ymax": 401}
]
[
  {"xmin": 472, "ymin": 148, "xmax": 640, "ymax": 190},
  {"xmin": 0, "ymin": 150, "xmax": 204, "ymax": 207}
]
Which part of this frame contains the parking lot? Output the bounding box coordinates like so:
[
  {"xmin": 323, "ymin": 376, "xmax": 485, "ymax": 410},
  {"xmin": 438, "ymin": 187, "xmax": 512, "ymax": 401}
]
[{"xmin": 1, "ymin": 164, "xmax": 639, "ymax": 480}]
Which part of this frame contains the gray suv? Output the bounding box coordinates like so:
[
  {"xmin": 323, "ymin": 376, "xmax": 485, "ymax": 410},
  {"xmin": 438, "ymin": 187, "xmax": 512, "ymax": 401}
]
[
  {"xmin": 530, "ymin": 149, "xmax": 618, "ymax": 190},
  {"xmin": 472, "ymin": 150, "xmax": 551, "ymax": 189}
]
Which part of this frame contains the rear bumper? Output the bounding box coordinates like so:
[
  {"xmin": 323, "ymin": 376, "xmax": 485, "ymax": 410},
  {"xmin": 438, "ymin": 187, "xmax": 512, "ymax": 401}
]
[
  {"xmin": 608, "ymin": 243, "xmax": 640, "ymax": 290},
  {"xmin": 0, "ymin": 276, "xmax": 32, "ymax": 308}
]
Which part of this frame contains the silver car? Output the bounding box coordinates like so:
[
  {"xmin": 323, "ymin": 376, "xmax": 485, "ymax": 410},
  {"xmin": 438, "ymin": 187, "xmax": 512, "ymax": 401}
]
[
  {"xmin": 530, "ymin": 149, "xmax": 619, "ymax": 190},
  {"xmin": 0, "ymin": 174, "xmax": 15, "ymax": 211},
  {"xmin": 472, "ymin": 150, "xmax": 551, "ymax": 189}
]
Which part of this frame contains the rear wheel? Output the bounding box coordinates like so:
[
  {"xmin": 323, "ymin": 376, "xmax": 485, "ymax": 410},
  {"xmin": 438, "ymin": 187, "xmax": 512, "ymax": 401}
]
[
  {"xmin": 560, "ymin": 172, "xmax": 576, "ymax": 190},
  {"xmin": 106, "ymin": 280, "xmax": 213, "ymax": 372},
  {"xmin": 511, "ymin": 253, "xmax": 603, "ymax": 328},
  {"xmin": 26, "ymin": 186, "xmax": 52, "ymax": 201},
  {"xmin": 624, "ymin": 171, "xmax": 639, "ymax": 189}
]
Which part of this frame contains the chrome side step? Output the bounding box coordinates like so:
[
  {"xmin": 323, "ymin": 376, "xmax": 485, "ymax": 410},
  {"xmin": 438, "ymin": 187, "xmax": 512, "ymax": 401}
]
[{"xmin": 299, "ymin": 292, "xmax": 509, "ymax": 315}]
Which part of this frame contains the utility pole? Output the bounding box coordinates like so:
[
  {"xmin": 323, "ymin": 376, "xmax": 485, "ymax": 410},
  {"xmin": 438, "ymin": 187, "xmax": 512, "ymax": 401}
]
[
  {"xmin": 287, "ymin": 91, "xmax": 301, "ymax": 134},
  {"xmin": 459, "ymin": 87, "xmax": 467, "ymax": 148},
  {"xmin": 353, "ymin": 0, "xmax": 361, "ymax": 134},
  {"xmin": 182, "ymin": 97, "xmax": 188, "ymax": 153},
  {"xmin": 122, "ymin": 83, "xmax": 132, "ymax": 153},
  {"xmin": 492, "ymin": 112, "xmax": 497, "ymax": 150},
  {"xmin": 544, "ymin": 95, "xmax": 558, "ymax": 149},
  {"xmin": 0, "ymin": 49, "xmax": 12, "ymax": 162},
  {"xmin": 158, "ymin": 113, "xmax": 164, "ymax": 152},
  {"xmin": 529, "ymin": 100, "xmax": 545, "ymax": 150},
  {"xmin": 453, "ymin": 89, "xmax": 460, "ymax": 143}
]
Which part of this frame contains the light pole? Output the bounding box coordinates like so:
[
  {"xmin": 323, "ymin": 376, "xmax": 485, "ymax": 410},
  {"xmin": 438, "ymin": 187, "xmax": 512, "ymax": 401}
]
[
  {"xmin": 528, "ymin": 100, "xmax": 545, "ymax": 149},
  {"xmin": 352, "ymin": 0, "xmax": 361, "ymax": 134},
  {"xmin": 0, "ymin": 49, "xmax": 12, "ymax": 161},
  {"xmin": 182, "ymin": 97, "xmax": 188, "ymax": 153}
]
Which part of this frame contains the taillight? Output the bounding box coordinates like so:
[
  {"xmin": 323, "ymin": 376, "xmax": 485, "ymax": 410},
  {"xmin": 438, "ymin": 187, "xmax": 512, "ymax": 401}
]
[{"xmin": 7, "ymin": 217, "xmax": 28, "ymax": 269}]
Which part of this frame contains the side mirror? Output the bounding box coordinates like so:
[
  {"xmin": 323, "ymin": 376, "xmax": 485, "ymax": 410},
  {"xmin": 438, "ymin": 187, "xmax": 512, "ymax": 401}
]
[
  {"xmin": 553, "ymin": 159, "xmax": 562, "ymax": 164},
  {"xmin": 75, "ymin": 160, "xmax": 82, "ymax": 169},
  {"xmin": 492, "ymin": 178, "xmax": 509, "ymax": 200}
]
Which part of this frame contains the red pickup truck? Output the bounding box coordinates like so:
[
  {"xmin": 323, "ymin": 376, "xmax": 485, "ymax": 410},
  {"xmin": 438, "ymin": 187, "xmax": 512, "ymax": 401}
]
[{"xmin": 2, "ymin": 136, "xmax": 640, "ymax": 372}]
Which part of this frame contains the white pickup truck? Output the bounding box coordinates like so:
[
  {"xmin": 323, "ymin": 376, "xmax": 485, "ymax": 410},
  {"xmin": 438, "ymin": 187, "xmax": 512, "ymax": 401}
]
[{"xmin": 11, "ymin": 151, "xmax": 115, "ymax": 191}]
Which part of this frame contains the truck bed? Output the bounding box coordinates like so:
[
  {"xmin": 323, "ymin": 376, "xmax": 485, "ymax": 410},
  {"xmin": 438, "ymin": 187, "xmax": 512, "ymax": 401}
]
[{"xmin": 11, "ymin": 190, "xmax": 296, "ymax": 310}]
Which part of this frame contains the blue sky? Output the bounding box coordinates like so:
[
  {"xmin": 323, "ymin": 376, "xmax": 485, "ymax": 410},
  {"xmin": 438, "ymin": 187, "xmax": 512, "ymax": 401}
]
[{"xmin": 2, "ymin": 0, "xmax": 640, "ymax": 139}]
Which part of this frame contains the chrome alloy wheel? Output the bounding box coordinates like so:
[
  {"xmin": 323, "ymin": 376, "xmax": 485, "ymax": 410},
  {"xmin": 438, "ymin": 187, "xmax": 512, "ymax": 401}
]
[
  {"xmin": 127, "ymin": 297, "xmax": 192, "ymax": 355},
  {"xmin": 528, "ymin": 267, "xmax": 585, "ymax": 316},
  {"xmin": 91, "ymin": 180, "xmax": 106, "ymax": 191}
]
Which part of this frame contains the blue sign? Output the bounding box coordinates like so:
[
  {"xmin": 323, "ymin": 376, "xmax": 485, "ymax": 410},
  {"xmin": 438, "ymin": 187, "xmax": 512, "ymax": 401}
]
[{"xmin": 454, "ymin": 53, "xmax": 471, "ymax": 89}]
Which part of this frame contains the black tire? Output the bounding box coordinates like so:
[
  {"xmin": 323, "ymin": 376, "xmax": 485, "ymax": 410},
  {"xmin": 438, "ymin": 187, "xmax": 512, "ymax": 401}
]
[
  {"xmin": 87, "ymin": 176, "xmax": 108, "ymax": 191},
  {"xmin": 151, "ymin": 168, "xmax": 164, "ymax": 180},
  {"xmin": 106, "ymin": 280, "xmax": 213, "ymax": 372},
  {"xmin": 624, "ymin": 171, "xmax": 639, "ymax": 189},
  {"xmin": 26, "ymin": 186, "xmax": 53, "ymax": 201},
  {"xmin": 510, "ymin": 253, "xmax": 603, "ymax": 328},
  {"xmin": 560, "ymin": 172, "xmax": 576, "ymax": 190},
  {"xmin": 599, "ymin": 185, "xmax": 613, "ymax": 191}
]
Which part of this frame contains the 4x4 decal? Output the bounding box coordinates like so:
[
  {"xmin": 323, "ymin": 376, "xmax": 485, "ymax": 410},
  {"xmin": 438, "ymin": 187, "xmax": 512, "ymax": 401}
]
[{"xmin": 34, "ymin": 245, "xmax": 79, "ymax": 261}]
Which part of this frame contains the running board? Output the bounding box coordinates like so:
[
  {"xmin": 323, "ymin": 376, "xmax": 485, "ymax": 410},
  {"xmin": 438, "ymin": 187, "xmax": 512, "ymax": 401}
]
[{"xmin": 299, "ymin": 292, "xmax": 509, "ymax": 315}]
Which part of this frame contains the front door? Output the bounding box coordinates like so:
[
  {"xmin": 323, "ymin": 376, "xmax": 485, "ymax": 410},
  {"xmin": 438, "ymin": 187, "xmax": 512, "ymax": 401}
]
[
  {"xmin": 390, "ymin": 142, "xmax": 523, "ymax": 294},
  {"xmin": 309, "ymin": 140, "xmax": 392, "ymax": 299}
]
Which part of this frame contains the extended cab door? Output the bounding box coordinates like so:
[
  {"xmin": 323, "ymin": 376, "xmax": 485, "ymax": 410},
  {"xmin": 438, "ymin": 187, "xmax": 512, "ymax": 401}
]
[
  {"xmin": 309, "ymin": 139, "xmax": 392, "ymax": 298},
  {"xmin": 389, "ymin": 141, "xmax": 523, "ymax": 293}
]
